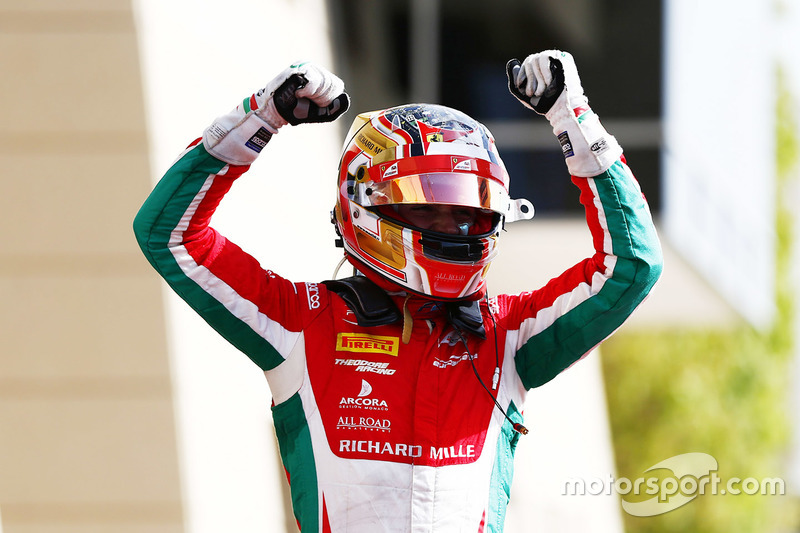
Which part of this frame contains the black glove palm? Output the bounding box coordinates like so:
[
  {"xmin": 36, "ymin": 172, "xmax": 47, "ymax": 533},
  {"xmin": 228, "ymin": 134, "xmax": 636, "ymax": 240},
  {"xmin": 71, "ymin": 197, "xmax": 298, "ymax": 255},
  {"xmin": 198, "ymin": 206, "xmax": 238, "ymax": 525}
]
[
  {"xmin": 274, "ymin": 74, "xmax": 350, "ymax": 126},
  {"xmin": 506, "ymin": 57, "xmax": 565, "ymax": 115}
]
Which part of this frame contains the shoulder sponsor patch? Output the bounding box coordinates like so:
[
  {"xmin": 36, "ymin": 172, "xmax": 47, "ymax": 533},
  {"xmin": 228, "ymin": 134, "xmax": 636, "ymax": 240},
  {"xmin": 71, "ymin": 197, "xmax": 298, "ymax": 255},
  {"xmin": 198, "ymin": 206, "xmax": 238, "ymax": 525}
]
[
  {"xmin": 305, "ymin": 282, "xmax": 321, "ymax": 309},
  {"xmin": 336, "ymin": 332, "xmax": 400, "ymax": 357}
]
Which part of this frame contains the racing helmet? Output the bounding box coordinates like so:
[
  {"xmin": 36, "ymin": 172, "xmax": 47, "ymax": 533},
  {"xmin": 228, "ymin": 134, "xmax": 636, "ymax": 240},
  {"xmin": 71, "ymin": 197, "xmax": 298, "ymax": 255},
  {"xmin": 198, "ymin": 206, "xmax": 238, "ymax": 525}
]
[{"xmin": 333, "ymin": 103, "xmax": 534, "ymax": 300}]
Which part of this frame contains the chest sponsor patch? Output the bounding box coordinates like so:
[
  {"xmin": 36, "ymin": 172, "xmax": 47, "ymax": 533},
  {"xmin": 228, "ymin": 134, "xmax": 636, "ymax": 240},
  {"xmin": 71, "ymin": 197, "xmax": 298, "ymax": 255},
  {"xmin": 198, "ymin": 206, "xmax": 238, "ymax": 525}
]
[{"xmin": 336, "ymin": 333, "xmax": 400, "ymax": 357}]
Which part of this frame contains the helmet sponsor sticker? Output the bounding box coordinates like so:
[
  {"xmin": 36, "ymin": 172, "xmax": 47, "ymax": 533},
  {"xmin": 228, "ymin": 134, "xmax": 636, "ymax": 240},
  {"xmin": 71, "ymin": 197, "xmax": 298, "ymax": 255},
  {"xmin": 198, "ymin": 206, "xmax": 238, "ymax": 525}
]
[
  {"xmin": 356, "ymin": 132, "xmax": 383, "ymax": 156},
  {"xmin": 336, "ymin": 332, "xmax": 400, "ymax": 357},
  {"xmin": 381, "ymin": 161, "xmax": 399, "ymax": 178},
  {"xmin": 434, "ymin": 272, "xmax": 467, "ymax": 283},
  {"xmin": 451, "ymin": 157, "xmax": 475, "ymax": 171}
]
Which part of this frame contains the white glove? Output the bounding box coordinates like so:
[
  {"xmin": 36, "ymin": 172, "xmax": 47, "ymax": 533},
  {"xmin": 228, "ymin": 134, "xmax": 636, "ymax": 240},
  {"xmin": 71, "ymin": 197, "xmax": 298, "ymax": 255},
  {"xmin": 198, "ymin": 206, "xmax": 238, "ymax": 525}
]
[
  {"xmin": 203, "ymin": 62, "xmax": 349, "ymax": 165},
  {"xmin": 507, "ymin": 50, "xmax": 621, "ymax": 177}
]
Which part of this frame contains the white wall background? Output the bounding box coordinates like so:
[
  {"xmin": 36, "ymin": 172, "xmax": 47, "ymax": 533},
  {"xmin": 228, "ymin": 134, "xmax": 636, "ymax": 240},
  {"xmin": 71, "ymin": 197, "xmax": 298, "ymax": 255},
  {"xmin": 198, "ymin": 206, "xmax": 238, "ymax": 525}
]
[
  {"xmin": 663, "ymin": 0, "xmax": 777, "ymax": 329},
  {"xmin": 666, "ymin": 0, "xmax": 800, "ymax": 501},
  {"xmin": 773, "ymin": 0, "xmax": 800, "ymax": 495},
  {"xmin": 132, "ymin": 1, "xmax": 342, "ymax": 531}
]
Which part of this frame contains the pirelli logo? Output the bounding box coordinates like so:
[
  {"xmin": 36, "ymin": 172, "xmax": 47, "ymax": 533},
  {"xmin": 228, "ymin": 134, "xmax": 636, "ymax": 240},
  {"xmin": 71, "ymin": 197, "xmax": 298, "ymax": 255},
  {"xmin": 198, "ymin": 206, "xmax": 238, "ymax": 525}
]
[{"xmin": 336, "ymin": 333, "xmax": 400, "ymax": 357}]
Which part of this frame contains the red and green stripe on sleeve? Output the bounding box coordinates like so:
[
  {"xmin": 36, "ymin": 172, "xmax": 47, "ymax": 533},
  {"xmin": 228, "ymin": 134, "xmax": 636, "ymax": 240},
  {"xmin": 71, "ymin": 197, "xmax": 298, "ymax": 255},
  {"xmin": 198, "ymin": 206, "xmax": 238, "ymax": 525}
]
[
  {"xmin": 506, "ymin": 160, "xmax": 662, "ymax": 390},
  {"xmin": 133, "ymin": 141, "xmax": 302, "ymax": 371}
]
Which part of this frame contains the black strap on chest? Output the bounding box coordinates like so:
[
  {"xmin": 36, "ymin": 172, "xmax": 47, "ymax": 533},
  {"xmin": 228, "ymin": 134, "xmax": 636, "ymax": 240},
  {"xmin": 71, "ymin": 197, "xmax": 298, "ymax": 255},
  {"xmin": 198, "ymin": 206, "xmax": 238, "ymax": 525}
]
[
  {"xmin": 447, "ymin": 300, "xmax": 486, "ymax": 339},
  {"xmin": 321, "ymin": 276, "xmax": 402, "ymax": 327},
  {"xmin": 321, "ymin": 275, "xmax": 487, "ymax": 338}
]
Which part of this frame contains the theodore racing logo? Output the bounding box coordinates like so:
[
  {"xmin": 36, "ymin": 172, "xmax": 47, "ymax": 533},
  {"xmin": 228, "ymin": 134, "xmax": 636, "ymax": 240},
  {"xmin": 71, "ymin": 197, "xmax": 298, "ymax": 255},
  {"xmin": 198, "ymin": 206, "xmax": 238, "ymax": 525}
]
[
  {"xmin": 339, "ymin": 379, "xmax": 389, "ymax": 411},
  {"xmin": 336, "ymin": 333, "xmax": 399, "ymax": 357}
]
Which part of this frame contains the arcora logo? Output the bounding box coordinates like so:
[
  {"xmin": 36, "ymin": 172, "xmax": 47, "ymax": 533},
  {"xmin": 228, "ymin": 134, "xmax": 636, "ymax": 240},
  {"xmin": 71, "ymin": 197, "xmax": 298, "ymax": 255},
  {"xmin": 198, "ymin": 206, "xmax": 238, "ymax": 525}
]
[{"xmin": 340, "ymin": 379, "xmax": 389, "ymax": 411}]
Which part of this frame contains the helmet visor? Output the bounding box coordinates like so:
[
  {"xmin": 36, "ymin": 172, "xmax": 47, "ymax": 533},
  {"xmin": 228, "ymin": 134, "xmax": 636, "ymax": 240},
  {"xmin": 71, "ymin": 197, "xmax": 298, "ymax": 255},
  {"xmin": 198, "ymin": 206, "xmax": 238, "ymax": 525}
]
[{"xmin": 350, "ymin": 173, "xmax": 511, "ymax": 215}]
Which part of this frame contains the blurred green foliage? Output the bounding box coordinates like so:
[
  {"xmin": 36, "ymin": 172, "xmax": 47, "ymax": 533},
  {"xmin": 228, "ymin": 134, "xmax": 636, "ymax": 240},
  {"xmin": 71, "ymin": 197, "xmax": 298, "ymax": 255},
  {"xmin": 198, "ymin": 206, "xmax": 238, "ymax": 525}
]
[{"xmin": 601, "ymin": 69, "xmax": 799, "ymax": 532}]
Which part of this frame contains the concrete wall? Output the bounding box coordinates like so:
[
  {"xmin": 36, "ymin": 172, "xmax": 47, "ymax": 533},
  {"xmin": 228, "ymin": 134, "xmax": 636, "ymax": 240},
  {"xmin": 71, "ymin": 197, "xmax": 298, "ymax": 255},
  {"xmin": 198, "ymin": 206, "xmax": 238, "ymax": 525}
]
[{"xmin": 0, "ymin": 1, "xmax": 183, "ymax": 531}]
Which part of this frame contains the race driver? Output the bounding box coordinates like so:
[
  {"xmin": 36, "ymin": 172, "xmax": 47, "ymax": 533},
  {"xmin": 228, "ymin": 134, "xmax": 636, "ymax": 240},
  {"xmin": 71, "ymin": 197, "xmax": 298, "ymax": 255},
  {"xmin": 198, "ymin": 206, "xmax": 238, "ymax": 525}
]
[{"xmin": 134, "ymin": 50, "xmax": 662, "ymax": 532}]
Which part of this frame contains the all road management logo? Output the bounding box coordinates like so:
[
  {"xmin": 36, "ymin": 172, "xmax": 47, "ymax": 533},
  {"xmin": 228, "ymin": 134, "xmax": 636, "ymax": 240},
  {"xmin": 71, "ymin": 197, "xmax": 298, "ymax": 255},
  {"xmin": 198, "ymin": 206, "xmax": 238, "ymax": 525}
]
[{"xmin": 562, "ymin": 452, "xmax": 785, "ymax": 517}]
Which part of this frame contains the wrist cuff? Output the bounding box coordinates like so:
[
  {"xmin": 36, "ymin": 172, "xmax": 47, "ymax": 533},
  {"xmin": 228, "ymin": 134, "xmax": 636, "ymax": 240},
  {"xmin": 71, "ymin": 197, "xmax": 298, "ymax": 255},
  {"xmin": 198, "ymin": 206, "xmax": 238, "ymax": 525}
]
[
  {"xmin": 256, "ymin": 99, "xmax": 289, "ymax": 130},
  {"xmin": 547, "ymin": 100, "xmax": 622, "ymax": 177},
  {"xmin": 203, "ymin": 111, "xmax": 278, "ymax": 166}
]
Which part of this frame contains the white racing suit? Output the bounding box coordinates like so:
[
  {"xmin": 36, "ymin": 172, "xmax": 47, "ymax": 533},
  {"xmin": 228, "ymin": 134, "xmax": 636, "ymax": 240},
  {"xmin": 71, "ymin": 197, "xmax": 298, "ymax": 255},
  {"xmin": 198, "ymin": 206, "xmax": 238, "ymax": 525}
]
[{"xmin": 134, "ymin": 131, "xmax": 662, "ymax": 532}]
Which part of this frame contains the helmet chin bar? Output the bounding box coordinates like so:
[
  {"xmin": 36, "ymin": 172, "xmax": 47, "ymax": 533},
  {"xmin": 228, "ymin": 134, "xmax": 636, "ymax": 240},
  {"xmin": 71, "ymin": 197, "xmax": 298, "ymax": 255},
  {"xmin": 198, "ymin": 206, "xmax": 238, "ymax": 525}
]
[
  {"xmin": 338, "ymin": 211, "xmax": 500, "ymax": 300},
  {"xmin": 418, "ymin": 235, "xmax": 487, "ymax": 263}
]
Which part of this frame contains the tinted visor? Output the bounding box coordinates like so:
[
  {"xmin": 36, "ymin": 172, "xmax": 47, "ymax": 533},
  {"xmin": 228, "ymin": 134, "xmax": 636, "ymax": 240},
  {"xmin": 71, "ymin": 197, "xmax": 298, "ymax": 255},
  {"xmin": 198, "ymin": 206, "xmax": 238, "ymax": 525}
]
[{"xmin": 353, "ymin": 173, "xmax": 510, "ymax": 215}]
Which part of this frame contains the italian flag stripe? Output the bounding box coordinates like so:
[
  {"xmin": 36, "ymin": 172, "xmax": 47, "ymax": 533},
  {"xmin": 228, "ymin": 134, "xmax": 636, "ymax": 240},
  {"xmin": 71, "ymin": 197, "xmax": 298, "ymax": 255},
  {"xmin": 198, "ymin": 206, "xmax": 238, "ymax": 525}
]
[
  {"xmin": 133, "ymin": 142, "xmax": 287, "ymax": 370},
  {"xmin": 514, "ymin": 161, "xmax": 661, "ymax": 389},
  {"xmin": 574, "ymin": 106, "xmax": 593, "ymax": 123},
  {"xmin": 242, "ymin": 96, "xmax": 252, "ymax": 114},
  {"xmin": 487, "ymin": 401, "xmax": 522, "ymax": 531},
  {"xmin": 273, "ymin": 392, "xmax": 319, "ymax": 532}
]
